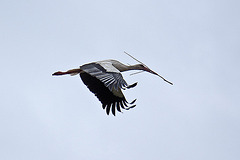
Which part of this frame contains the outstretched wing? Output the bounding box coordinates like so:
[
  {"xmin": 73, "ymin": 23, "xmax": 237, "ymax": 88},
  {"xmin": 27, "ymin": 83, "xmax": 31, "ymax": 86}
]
[
  {"xmin": 80, "ymin": 72, "xmax": 136, "ymax": 115},
  {"xmin": 79, "ymin": 62, "xmax": 136, "ymax": 115},
  {"xmin": 80, "ymin": 62, "xmax": 128, "ymax": 91}
]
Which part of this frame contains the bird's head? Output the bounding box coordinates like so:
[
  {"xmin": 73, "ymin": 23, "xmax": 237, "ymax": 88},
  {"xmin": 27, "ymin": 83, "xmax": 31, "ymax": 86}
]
[
  {"xmin": 130, "ymin": 63, "xmax": 173, "ymax": 85},
  {"xmin": 135, "ymin": 64, "xmax": 158, "ymax": 75},
  {"xmin": 124, "ymin": 51, "xmax": 173, "ymax": 85}
]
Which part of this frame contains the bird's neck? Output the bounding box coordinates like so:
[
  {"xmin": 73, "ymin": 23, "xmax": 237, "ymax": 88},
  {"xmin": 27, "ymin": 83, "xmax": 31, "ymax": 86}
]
[{"xmin": 120, "ymin": 64, "xmax": 141, "ymax": 72}]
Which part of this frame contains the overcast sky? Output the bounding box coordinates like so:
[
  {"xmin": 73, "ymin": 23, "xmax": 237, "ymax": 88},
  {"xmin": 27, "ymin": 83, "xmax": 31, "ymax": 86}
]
[{"xmin": 1, "ymin": 0, "xmax": 240, "ymax": 160}]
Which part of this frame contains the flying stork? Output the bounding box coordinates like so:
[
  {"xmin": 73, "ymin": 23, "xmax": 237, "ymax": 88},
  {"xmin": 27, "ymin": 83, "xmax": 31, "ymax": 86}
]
[{"xmin": 52, "ymin": 52, "xmax": 173, "ymax": 116}]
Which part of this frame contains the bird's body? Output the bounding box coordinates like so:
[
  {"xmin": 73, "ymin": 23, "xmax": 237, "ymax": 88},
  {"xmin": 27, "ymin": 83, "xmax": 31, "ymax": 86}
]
[{"xmin": 53, "ymin": 56, "xmax": 172, "ymax": 116}]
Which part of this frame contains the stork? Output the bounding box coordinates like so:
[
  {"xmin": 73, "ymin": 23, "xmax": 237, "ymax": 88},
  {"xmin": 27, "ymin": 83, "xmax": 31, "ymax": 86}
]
[{"xmin": 52, "ymin": 52, "xmax": 173, "ymax": 116}]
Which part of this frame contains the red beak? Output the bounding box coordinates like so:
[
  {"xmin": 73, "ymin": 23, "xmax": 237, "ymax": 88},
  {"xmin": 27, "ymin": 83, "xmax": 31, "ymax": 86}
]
[{"xmin": 144, "ymin": 67, "xmax": 173, "ymax": 85}]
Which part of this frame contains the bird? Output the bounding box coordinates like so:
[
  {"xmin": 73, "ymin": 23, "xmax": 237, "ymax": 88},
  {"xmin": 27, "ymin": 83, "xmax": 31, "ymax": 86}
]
[{"xmin": 52, "ymin": 52, "xmax": 173, "ymax": 116}]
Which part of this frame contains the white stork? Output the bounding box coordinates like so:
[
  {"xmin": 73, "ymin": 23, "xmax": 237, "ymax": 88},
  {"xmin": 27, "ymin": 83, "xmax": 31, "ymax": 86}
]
[{"xmin": 52, "ymin": 52, "xmax": 172, "ymax": 116}]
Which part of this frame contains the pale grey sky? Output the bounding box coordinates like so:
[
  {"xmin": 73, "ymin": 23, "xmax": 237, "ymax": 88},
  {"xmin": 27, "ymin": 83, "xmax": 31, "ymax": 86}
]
[{"xmin": 1, "ymin": 0, "xmax": 240, "ymax": 160}]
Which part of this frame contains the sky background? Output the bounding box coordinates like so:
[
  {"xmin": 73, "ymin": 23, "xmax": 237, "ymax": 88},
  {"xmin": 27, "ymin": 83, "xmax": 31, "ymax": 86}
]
[{"xmin": 1, "ymin": 0, "xmax": 240, "ymax": 160}]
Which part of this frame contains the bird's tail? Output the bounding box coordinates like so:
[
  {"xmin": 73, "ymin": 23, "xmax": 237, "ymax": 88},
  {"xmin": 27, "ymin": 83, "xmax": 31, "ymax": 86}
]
[{"xmin": 52, "ymin": 68, "xmax": 82, "ymax": 76}]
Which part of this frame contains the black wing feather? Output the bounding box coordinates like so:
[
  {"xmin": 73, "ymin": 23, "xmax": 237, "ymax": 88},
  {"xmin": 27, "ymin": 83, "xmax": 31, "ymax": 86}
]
[
  {"xmin": 80, "ymin": 72, "xmax": 136, "ymax": 115},
  {"xmin": 80, "ymin": 63, "xmax": 128, "ymax": 91}
]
